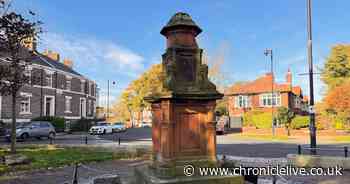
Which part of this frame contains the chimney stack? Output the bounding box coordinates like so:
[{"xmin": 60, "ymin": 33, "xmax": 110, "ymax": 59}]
[
  {"xmin": 43, "ymin": 50, "xmax": 60, "ymax": 61},
  {"xmin": 63, "ymin": 58, "xmax": 73, "ymax": 68},
  {"xmin": 21, "ymin": 37, "xmax": 37, "ymax": 51},
  {"xmin": 286, "ymin": 68, "xmax": 292, "ymax": 85}
]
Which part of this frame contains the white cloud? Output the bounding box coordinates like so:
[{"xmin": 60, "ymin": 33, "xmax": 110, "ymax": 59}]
[{"xmin": 39, "ymin": 32, "xmax": 145, "ymax": 77}]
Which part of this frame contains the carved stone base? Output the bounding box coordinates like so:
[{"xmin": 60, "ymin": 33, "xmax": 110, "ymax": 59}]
[{"xmin": 134, "ymin": 164, "xmax": 244, "ymax": 184}]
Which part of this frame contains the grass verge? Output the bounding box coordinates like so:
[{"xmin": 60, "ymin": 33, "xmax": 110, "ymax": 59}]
[
  {"xmin": 230, "ymin": 134, "xmax": 290, "ymax": 141},
  {"xmin": 0, "ymin": 145, "xmax": 149, "ymax": 175},
  {"xmin": 333, "ymin": 136, "xmax": 350, "ymax": 142}
]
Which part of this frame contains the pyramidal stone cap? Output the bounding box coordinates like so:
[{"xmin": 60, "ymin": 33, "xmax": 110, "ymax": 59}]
[{"xmin": 160, "ymin": 12, "xmax": 202, "ymax": 36}]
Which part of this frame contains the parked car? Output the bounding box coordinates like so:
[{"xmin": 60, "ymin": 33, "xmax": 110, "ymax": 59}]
[
  {"xmin": 140, "ymin": 122, "xmax": 152, "ymax": 128},
  {"xmin": 89, "ymin": 122, "xmax": 113, "ymax": 135},
  {"xmin": 111, "ymin": 122, "xmax": 126, "ymax": 133},
  {"xmin": 0, "ymin": 121, "xmax": 6, "ymax": 136},
  {"xmin": 5, "ymin": 121, "xmax": 56, "ymax": 141}
]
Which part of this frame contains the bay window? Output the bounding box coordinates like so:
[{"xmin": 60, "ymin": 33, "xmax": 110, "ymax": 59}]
[{"xmin": 260, "ymin": 93, "xmax": 281, "ymax": 107}]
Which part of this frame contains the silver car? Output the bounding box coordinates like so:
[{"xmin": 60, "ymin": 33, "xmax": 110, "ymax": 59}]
[{"xmin": 6, "ymin": 121, "xmax": 56, "ymax": 141}]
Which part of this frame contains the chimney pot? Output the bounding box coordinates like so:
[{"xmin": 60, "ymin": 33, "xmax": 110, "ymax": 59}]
[
  {"xmin": 43, "ymin": 50, "xmax": 60, "ymax": 61},
  {"xmin": 63, "ymin": 58, "xmax": 73, "ymax": 68}
]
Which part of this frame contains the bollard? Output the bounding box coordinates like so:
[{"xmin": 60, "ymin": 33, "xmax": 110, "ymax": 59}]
[
  {"xmin": 345, "ymin": 147, "xmax": 348, "ymax": 158},
  {"xmin": 72, "ymin": 163, "xmax": 79, "ymax": 184},
  {"xmin": 118, "ymin": 138, "xmax": 121, "ymax": 146},
  {"xmin": 85, "ymin": 136, "xmax": 88, "ymax": 145},
  {"xmin": 298, "ymin": 145, "xmax": 301, "ymax": 155},
  {"xmin": 272, "ymin": 175, "xmax": 276, "ymax": 184}
]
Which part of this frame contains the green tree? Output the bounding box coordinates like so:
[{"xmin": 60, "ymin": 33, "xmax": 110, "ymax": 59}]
[
  {"xmin": 0, "ymin": 1, "xmax": 42, "ymax": 153},
  {"xmin": 322, "ymin": 45, "xmax": 350, "ymax": 89},
  {"xmin": 276, "ymin": 107, "xmax": 295, "ymax": 136},
  {"xmin": 215, "ymin": 96, "xmax": 228, "ymax": 116},
  {"xmin": 115, "ymin": 64, "xmax": 163, "ymax": 124}
]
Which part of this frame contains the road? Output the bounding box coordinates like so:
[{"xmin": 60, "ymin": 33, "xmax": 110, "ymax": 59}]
[
  {"xmin": 1, "ymin": 128, "xmax": 349, "ymax": 158},
  {"xmin": 101, "ymin": 128, "xmax": 350, "ymax": 158}
]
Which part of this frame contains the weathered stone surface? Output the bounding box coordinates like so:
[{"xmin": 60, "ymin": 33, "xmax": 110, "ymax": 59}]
[
  {"xmin": 145, "ymin": 12, "xmax": 222, "ymax": 102},
  {"xmin": 287, "ymin": 154, "xmax": 350, "ymax": 169},
  {"xmin": 93, "ymin": 174, "xmax": 121, "ymax": 184},
  {"xmin": 4, "ymin": 154, "xmax": 30, "ymax": 165},
  {"xmin": 135, "ymin": 165, "xmax": 244, "ymax": 184}
]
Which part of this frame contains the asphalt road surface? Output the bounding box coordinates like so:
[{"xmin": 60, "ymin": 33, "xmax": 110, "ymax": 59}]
[
  {"xmin": 101, "ymin": 128, "xmax": 350, "ymax": 158},
  {"xmin": 1, "ymin": 128, "xmax": 349, "ymax": 158}
]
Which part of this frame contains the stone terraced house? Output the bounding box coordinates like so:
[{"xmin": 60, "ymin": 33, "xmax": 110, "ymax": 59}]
[
  {"xmin": 0, "ymin": 43, "xmax": 97, "ymax": 123},
  {"xmin": 225, "ymin": 70, "xmax": 309, "ymax": 119}
]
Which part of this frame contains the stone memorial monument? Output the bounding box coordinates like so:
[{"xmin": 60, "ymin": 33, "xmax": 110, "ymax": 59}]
[{"xmin": 135, "ymin": 12, "xmax": 243, "ymax": 184}]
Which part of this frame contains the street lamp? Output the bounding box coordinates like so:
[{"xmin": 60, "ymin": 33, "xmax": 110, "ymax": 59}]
[
  {"xmin": 307, "ymin": 0, "xmax": 317, "ymax": 155},
  {"xmin": 264, "ymin": 48, "xmax": 276, "ymax": 137},
  {"xmin": 107, "ymin": 80, "xmax": 116, "ymax": 119}
]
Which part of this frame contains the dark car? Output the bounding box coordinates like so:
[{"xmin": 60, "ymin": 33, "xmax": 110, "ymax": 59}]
[{"xmin": 5, "ymin": 121, "xmax": 56, "ymax": 141}]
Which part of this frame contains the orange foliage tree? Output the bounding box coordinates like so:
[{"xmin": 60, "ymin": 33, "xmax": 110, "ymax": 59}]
[{"xmin": 324, "ymin": 81, "xmax": 350, "ymax": 128}]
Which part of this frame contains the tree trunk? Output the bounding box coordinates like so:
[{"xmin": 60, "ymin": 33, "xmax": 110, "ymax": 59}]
[
  {"xmin": 286, "ymin": 123, "xmax": 291, "ymax": 136},
  {"xmin": 10, "ymin": 93, "xmax": 17, "ymax": 154}
]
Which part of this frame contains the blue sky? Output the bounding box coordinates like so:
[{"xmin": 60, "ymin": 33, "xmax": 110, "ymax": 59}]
[{"xmin": 14, "ymin": 0, "xmax": 350, "ymax": 105}]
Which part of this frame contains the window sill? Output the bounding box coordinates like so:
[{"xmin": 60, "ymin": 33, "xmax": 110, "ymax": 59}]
[
  {"xmin": 65, "ymin": 111, "xmax": 72, "ymax": 113},
  {"xmin": 20, "ymin": 112, "xmax": 32, "ymax": 115}
]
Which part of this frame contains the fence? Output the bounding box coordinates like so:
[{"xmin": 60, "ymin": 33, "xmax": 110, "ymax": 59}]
[{"xmin": 297, "ymin": 145, "xmax": 348, "ymax": 157}]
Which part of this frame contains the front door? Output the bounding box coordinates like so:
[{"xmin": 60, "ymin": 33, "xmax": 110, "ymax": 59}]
[
  {"xmin": 45, "ymin": 98, "xmax": 51, "ymax": 116},
  {"xmin": 44, "ymin": 97, "xmax": 55, "ymax": 116},
  {"xmin": 80, "ymin": 98, "xmax": 86, "ymax": 118}
]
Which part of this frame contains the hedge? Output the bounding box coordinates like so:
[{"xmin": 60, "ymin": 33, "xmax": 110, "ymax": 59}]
[
  {"xmin": 243, "ymin": 111, "xmax": 273, "ymax": 129},
  {"xmin": 291, "ymin": 115, "xmax": 309, "ymax": 129}
]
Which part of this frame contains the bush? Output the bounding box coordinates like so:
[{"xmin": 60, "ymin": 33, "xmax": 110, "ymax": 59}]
[
  {"xmin": 291, "ymin": 116, "xmax": 309, "ymax": 129},
  {"xmin": 251, "ymin": 112, "xmax": 273, "ymax": 129},
  {"xmin": 32, "ymin": 116, "xmax": 65, "ymax": 132},
  {"xmin": 243, "ymin": 110, "xmax": 273, "ymax": 129}
]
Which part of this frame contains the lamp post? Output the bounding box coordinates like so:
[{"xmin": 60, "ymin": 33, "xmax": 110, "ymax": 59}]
[
  {"xmin": 107, "ymin": 80, "xmax": 116, "ymax": 119},
  {"xmin": 307, "ymin": 0, "xmax": 317, "ymax": 155},
  {"xmin": 264, "ymin": 48, "xmax": 275, "ymax": 137}
]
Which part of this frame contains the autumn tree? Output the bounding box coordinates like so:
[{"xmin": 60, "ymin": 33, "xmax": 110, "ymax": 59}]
[
  {"xmin": 115, "ymin": 64, "xmax": 163, "ymax": 125},
  {"xmin": 322, "ymin": 45, "xmax": 350, "ymax": 89},
  {"xmin": 324, "ymin": 81, "xmax": 350, "ymax": 129},
  {"xmin": 0, "ymin": 1, "xmax": 42, "ymax": 153},
  {"xmin": 321, "ymin": 44, "xmax": 350, "ymax": 129},
  {"xmin": 204, "ymin": 42, "xmax": 233, "ymax": 93}
]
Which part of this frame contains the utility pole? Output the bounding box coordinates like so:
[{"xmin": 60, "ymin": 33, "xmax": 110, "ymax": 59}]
[
  {"xmin": 307, "ymin": 0, "xmax": 317, "ymax": 155},
  {"xmin": 107, "ymin": 80, "xmax": 110, "ymax": 119},
  {"xmin": 264, "ymin": 48, "xmax": 275, "ymax": 137},
  {"xmin": 106, "ymin": 80, "xmax": 116, "ymax": 119}
]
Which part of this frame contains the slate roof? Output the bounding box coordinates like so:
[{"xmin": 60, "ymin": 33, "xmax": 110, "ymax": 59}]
[{"xmin": 32, "ymin": 52, "xmax": 82, "ymax": 76}]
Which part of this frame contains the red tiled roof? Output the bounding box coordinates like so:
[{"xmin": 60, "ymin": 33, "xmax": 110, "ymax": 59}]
[
  {"xmin": 292, "ymin": 86, "xmax": 302, "ymax": 96},
  {"xmin": 226, "ymin": 73, "xmax": 303, "ymax": 97}
]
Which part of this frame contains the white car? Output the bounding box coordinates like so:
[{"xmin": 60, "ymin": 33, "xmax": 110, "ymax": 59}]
[
  {"xmin": 89, "ymin": 122, "xmax": 113, "ymax": 135},
  {"xmin": 140, "ymin": 122, "xmax": 152, "ymax": 128}
]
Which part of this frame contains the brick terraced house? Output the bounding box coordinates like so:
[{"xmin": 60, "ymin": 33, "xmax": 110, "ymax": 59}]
[
  {"xmin": 225, "ymin": 70, "xmax": 308, "ymax": 118},
  {"xmin": 0, "ymin": 43, "xmax": 97, "ymax": 123}
]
